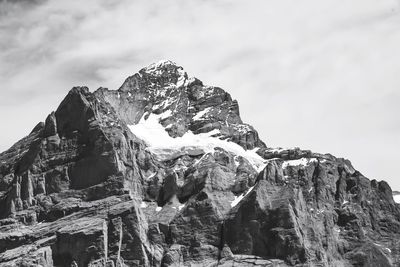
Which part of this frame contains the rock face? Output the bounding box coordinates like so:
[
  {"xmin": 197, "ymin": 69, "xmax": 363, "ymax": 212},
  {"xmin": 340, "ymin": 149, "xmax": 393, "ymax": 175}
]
[{"xmin": 0, "ymin": 60, "xmax": 399, "ymax": 267}]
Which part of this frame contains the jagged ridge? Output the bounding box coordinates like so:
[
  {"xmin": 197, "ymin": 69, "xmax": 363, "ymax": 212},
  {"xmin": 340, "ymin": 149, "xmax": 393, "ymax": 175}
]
[{"xmin": 0, "ymin": 61, "xmax": 399, "ymax": 267}]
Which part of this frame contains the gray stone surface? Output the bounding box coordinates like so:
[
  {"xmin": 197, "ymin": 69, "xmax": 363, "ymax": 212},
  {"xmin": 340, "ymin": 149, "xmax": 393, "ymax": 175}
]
[{"xmin": 0, "ymin": 61, "xmax": 399, "ymax": 266}]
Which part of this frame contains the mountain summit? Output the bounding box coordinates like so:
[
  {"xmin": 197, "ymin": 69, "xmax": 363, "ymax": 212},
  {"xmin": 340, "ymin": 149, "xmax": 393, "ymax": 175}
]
[{"xmin": 0, "ymin": 61, "xmax": 399, "ymax": 266}]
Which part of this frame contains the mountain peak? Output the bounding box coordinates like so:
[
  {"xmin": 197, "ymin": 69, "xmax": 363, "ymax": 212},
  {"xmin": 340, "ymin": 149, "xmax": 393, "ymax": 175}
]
[
  {"xmin": 140, "ymin": 60, "xmax": 186, "ymax": 80},
  {"xmin": 1, "ymin": 61, "xmax": 400, "ymax": 266},
  {"xmin": 98, "ymin": 60, "xmax": 265, "ymax": 150},
  {"xmin": 141, "ymin": 59, "xmax": 180, "ymax": 71},
  {"xmin": 119, "ymin": 60, "xmax": 188, "ymax": 92}
]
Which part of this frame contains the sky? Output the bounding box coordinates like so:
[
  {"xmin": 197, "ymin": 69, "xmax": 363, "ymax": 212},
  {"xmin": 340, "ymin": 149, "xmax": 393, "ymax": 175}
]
[{"xmin": 0, "ymin": 0, "xmax": 399, "ymax": 190}]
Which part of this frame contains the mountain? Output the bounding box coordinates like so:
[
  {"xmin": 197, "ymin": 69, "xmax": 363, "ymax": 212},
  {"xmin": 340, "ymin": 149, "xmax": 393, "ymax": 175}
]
[{"xmin": 0, "ymin": 60, "xmax": 399, "ymax": 267}]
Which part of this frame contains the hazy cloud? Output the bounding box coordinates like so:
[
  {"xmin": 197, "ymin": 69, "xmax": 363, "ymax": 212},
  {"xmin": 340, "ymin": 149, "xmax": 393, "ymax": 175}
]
[{"xmin": 1, "ymin": 0, "xmax": 400, "ymax": 189}]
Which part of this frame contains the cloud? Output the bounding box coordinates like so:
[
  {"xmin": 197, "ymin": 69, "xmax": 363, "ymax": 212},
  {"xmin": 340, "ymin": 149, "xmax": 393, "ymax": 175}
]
[{"xmin": 1, "ymin": 0, "xmax": 400, "ymax": 189}]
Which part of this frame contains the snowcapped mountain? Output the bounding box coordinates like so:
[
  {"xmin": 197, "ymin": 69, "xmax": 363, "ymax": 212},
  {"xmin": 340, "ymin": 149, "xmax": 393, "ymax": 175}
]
[
  {"xmin": 98, "ymin": 60, "xmax": 265, "ymax": 149},
  {"xmin": 0, "ymin": 61, "xmax": 399, "ymax": 266}
]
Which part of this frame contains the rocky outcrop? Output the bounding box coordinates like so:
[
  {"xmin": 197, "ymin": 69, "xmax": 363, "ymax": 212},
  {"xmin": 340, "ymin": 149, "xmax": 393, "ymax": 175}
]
[
  {"xmin": 54, "ymin": 218, "xmax": 108, "ymax": 266},
  {"xmin": 0, "ymin": 60, "xmax": 399, "ymax": 266},
  {"xmin": 96, "ymin": 60, "xmax": 265, "ymax": 150}
]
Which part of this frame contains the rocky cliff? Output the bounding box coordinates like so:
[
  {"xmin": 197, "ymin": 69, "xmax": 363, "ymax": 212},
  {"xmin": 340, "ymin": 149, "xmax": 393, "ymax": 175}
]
[{"xmin": 0, "ymin": 60, "xmax": 399, "ymax": 267}]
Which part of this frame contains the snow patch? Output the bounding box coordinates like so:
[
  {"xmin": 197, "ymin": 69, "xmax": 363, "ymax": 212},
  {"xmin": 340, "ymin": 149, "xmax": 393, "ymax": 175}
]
[
  {"xmin": 193, "ymin": 107, "xmax": 211, "ymax": 121},
  {"xmin": 317, "ymin": 209, "xmax": 325, "ymax": 215},
  {"xmin": 266, "ymin": 147, "xmax": 297, "ymax": 153},
  {"xmin": 143, "ymin": 60, "xmax": 187, "ymax": 87},
  {"xmin": 231, "ymin": 195, "xmax": 244, "ymax": 208},
  {"xmin": 160, "ymin": 109, "xmax": 172, "ymax": 120},
  {"xmin": 234, "ymin": 156, "xmax": 240, "ymax": 167},
  {"xmin": 234, "ymin": 124, "xmax": 252, "ymax": 134},
  {"xmin": 143, "ymin": 60, "xmax": 173, "ymax": 76},
  {"xmin": 155, "ymin": 207, "xmax": 162, "ymax": 212},
  {"xmin": 153, "ymin": 98, "xmax": 174, "ymax": 111},
  {"xmin": 128, "ymin": 113, "xmax": 265, "ymax": 170},
  {"xmin": 176, "ymin": 67, "xmax": 187, "ymax": 87},
  {"xmin": 282, "ymin": 158, "xmax": 318, "ymax": 168},
  {"xmin": 230, "ymin": 185, "xmax": 256, "ymax": 208},
  {"xmin": 393, "ymin": 194, "xmax": 400, "ymax": 204},
  {"xmin": 374, "ymin": 243, "xmax": 392, "ymax": 254},
  {"xmin": 146, "ymin": 172, "xmax": 157, "ymax": 179},
  {"xmin": 140, "ymin": 202, "xmax": 148, "ymax": 208}
]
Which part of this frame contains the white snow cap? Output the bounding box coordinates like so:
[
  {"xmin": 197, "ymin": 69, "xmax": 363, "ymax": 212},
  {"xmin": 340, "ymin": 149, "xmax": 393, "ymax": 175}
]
[
  {"xmin": 141, "ymin": 60, "xmax": 187, "ymax": 87},
  {"xmin": 144, "ymin": 59, "xmax": 178, "ymax": 70}
]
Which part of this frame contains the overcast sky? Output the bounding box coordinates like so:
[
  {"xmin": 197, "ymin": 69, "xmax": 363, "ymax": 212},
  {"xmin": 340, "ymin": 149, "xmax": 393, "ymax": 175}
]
[{"xmin": 1, "ymin": 0, "xmax": 400, "ymax": 190}]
